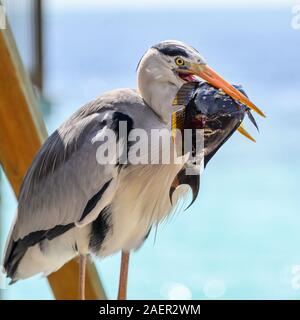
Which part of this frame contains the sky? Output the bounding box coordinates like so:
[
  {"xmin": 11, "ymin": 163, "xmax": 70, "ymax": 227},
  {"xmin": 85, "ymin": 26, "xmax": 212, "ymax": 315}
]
[
  {"xmin": 4, "ymin": 0, "xmax": 297, "ymax": 15},
  {"xmin": 46, "ymin": 0, "xmax": 298, "ymax": 10}
]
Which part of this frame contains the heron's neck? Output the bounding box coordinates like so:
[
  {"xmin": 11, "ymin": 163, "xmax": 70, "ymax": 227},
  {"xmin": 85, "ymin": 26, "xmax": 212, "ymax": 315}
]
[{"xmin": 139, "ymin": 81, "xmax": 179, "ymax": 124}]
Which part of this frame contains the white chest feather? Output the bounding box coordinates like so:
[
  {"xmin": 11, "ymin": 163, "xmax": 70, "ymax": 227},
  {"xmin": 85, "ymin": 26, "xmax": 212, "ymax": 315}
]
[{"xmin": 100, "ymin": 164, "xmax": 189, "ymax": 256}]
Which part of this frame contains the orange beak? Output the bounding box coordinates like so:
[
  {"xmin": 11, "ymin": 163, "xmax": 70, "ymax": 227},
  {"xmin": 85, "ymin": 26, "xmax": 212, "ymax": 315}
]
[{"xmin": 189, "ymin": 63, "xmax": 266, "ymax": 118}]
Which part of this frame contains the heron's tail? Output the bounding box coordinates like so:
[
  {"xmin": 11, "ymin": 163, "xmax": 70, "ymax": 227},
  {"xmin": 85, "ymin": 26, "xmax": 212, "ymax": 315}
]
[{"xmin": 2, "ymin": 209, "xmax": 35, "ymax": 283}]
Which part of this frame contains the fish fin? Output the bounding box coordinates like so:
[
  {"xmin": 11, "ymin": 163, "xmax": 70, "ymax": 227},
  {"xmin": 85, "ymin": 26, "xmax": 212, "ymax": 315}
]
[
  {"xmin": 247, "ymin": 111, "xmax": 259, "ymax": 132},
  {"xmin": 169, "ymin": 169, "xmax": 200, "ymax": 209}
]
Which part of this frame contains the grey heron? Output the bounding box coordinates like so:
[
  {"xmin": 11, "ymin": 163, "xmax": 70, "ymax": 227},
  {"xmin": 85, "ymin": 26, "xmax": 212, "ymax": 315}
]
[{"xmin": 2, "ymin": 40, "xmax": 264, "ymax": 300}]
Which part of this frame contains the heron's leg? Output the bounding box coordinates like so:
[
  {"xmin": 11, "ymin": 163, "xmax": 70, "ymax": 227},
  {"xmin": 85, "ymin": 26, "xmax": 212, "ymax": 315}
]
[
  {"xmin": 79, "ymin": 254, "xmax": 87, "ymax": 300},
  {"xmin": 117, "ymin": 250, "xmax": 130, "ymax": 300}
]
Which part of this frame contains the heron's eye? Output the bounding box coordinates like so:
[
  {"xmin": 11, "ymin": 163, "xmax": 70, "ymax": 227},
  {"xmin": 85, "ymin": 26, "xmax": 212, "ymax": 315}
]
[{"xmin": 175, "ymin": 57, "xmax": 185, "ymax": 66}]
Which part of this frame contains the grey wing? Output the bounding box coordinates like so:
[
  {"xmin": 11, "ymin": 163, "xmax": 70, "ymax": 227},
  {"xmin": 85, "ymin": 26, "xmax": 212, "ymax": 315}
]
[
  {"xmin": 2, "ymin": 87, "xmax": 161, "ymax": 278},
  {"xmin": 3, "ymin": 105, "xmax": 128, "ymax": 275}
]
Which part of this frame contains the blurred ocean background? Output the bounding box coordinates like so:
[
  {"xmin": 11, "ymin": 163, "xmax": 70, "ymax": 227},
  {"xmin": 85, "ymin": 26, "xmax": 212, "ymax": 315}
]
[{"xmin": 1, "ymin": 2, "xmax": 300, "ymax": 299}]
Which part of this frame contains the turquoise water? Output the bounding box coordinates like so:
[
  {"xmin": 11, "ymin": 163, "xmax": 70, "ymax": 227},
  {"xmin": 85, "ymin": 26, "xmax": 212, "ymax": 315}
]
[{"xmin": 1, "ymin": 8, "xmax": 300, "ymax": 299}]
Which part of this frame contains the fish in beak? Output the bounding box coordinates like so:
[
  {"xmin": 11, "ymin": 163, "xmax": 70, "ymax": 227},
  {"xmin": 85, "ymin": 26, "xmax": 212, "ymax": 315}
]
[
  {"xmin": 185, "ymin": 81, "xmax": 258, "ymax": 165},
  {"xmin": 170, "ymin": 81, "xmax": 259, "ymax": 207},
  {"xmin": 183, "ymin": 63, "xmax": 266, "ymax": 118}
]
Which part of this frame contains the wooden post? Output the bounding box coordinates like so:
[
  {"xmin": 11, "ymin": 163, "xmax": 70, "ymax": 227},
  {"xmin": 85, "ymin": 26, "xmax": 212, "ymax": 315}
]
[{"xmin": 0, "ymin": 23, "xmax": 106, "ymax": 300}]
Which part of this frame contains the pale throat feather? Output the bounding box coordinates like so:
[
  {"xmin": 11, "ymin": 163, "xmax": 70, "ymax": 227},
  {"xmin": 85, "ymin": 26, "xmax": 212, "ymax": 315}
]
[
  {"xmin": 141, "ymin": 80, "xmax": 179, "ymax": 124},
  {"xmin": 137, "ymin": 52, "xmax": 182, "ymax": 125}
]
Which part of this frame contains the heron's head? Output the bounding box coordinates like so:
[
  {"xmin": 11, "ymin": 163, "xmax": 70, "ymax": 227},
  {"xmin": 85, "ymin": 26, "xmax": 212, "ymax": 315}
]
[{"xmin": 137, "ymin": 40, "xmax": 265, "ymax": 123}]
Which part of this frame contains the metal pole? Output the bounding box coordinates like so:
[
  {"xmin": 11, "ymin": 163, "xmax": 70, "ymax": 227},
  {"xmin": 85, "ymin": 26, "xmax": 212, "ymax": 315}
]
[{"xmin": 32, "ymin": 0, "xmax": 43, "ymax": 91}]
